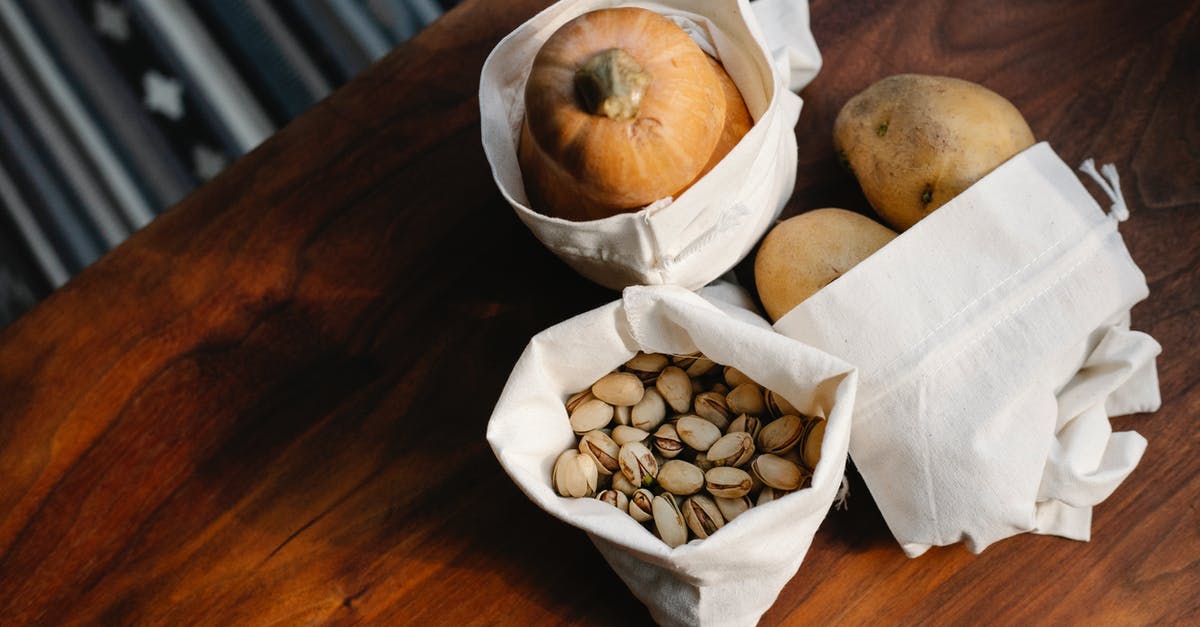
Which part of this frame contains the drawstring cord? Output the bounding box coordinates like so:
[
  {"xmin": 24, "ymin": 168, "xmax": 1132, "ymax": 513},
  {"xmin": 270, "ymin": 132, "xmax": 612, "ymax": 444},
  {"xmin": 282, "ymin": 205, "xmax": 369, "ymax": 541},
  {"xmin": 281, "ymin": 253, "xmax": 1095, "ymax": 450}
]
[{"xmin": 1078, "ymin": 159, "xmax": 1130, "ymax": 222}]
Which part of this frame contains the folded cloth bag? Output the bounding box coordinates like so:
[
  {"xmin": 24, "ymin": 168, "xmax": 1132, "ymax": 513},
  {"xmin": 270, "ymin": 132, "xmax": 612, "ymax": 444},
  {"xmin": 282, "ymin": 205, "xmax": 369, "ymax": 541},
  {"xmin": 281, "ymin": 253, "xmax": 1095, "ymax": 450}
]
[
  {"xmin": 774, "ymin": 142, "xmax": 1162, "ymax": 557},
  {"xmin": 488, "ymin": 284, "xmax": 857, "ymax": 626},
  {"xmin": 479, "ymin": 0, "xmax": 821, "ymax": 291}
]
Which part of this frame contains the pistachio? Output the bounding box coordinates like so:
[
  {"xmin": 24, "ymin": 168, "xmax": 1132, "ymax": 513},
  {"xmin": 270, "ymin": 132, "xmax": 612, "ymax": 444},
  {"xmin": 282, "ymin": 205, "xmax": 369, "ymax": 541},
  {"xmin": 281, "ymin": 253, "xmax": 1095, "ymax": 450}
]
[
  {"xmin": 756, "ymin": 486, "xmax": 789, "ymax": 507},
  {"xmin": 624, "ymin": 352, "xmax": 669, "ymax": 381},
  {"xmin": 655, "ymin": 366, "xmax": 693, "ymax": 414},
  {"xmin": 694, "ymin": 392, "xmax": 733, "ymax": 430},
  {"xmin": 705, "ymin": 466, "xmax": 753, "ymax": 498},
  {"xmin": 611, "ymin": 470, "xmax": 638, "ymax": 496},
  {"xmin": 726, "ymin": 382, "xmax": 766, "ymax": 416},
  {"xmin": 556, "ymin": 353, "xmax": 817, "ymax": 543},
  {"xmin": 724, "ymin": 366, "xmax": 753, "ymax": 388},
  {"xmin": 682, "ymin": 495, "xmax": 724, "ymax": 539},
  {"xmin": 579, "ymin": 430, "xmax": 621, "ymax": 475},
  {"xmin": 630, "ymin": 488, "xmax": 655, "ymax": 522},
  {"xmin": 714, "ymin": 495, "xmax": 752, "ymax": 521},
  {"xmin": 553, "ymin": 450, "xmax": 598, "ymax": 498},
  {"xmin": 652, "ymin": 494, "xmax": 689, "ymax": 548},
  {"xmin": 801, "ymin": 418, "xmax": 826, "ymax": 470},
  {"xmin": 566, "ymin": 389, "xmax": 595, "ymax": 414},
  {"xmin": 751, "ymin": 454, "xmax": 805, "ymax": 491},
  {"xmin": 765, "ymin": 390, "xmax": 800, "ymax": 418},
  {"xmin": 728, "ymin": 414, "xmax": 762, "ymax": 440},
  {"xmin": 682, "ymin": 353, "xmax": 717, "ymax": 377},
  {"xmin": 657, "ymin": 460, "xmax": 705, "ymax": 496},
  {"xmin": 618, "ymin": 441, "xmax": 658, "ymax": 488},
  {"xmin": 780, "ymin": 447, "xmax": 806, "ymax": 469},
  {"xmin": 757, "ymin": 414, "xmax": 805, "ymax": 455},
  {"xmin": 707, "ymin": 431, "xmax": 755, "ymax": 467},
  {"xmin": 672, "ymin": 351, "xmax": 700, "ymax": 370},
  {"xmin": 611, "ymin": 425, "xmax": 650, "ymax": 446},
  {"xmin": 675, "ymin": 415, "xmax": 722, "ymax": 452},
  {"xmin": 652, "ymin": 423, "xmax": 684, "ymax": 459},
  {"xmin": 592, "ymin": 372, "xmax": 645, "ymax": 407},
  {"xmin": 597, "ymin": 489, "xmax": 629, "ymax": 511},
  {"xmin": 569, "ymin": 398, "xmax": 613, "ymax": 435},
  {"xmin": 613, "ymin": 404, "xmax": 632, "ymax": 426},
  {"xmin": 630, "ymin": 387, "xmax": 667, "ymax": 432}
]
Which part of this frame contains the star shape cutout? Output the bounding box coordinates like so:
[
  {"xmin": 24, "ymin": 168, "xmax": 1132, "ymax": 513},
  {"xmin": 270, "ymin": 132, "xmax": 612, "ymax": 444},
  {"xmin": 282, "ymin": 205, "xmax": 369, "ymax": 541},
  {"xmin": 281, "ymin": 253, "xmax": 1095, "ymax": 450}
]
[
  {"xmin": 143, "ymin": 70, "xmax": 184, "ymax": 121},
  {"xmin": 192, "ymin": 144, "xmax": 228, "ymax": 181},
  {"xmin": 94, "ymin": 0, "xmax": 130, "ymax": 42}
]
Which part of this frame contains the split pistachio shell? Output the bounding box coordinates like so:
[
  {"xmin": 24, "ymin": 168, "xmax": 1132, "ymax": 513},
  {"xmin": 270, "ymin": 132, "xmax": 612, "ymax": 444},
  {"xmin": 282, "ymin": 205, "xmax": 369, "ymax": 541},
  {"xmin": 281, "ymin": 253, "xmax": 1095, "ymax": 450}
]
[
  {"xmin": 657, "ymin": 460, "xmax": 705, "ymax": 496},
  {"xmin": 758, "ymin": 414, "xmax": 805, "ymax": 455},
  {"xmin": 752, "ymin": 454, "xmax": 804, "ymax": 491},
  {"xmin": 707, "ymin": 431, "xmax": 755, "ymax": 467},
  {"xmin": 724, "ymin": 366, "xmax": 753, "ymax": 388},
  {"xmin": 566, "ymin": 389, "xmax": 595, "ymax": 414},
  {"xmin": 611, "ymin": 470, "xmax": 638, "ymax": 496},
  {"xmin": 766, "ymin": 390, "xmax": 800, "ymax": 418},
  {"xmin": 570, "ymin": 398, "xmax": 613, "ymax": 435},
  {"xmin": 597, "ymin": 489, "xmax": 629, "ymax": 510},
  {"xmin": 715, "ymin": 495, "xmax": 752, "ymax": 521},
  {"xmin": 592, "ymin": 372, "xmax": 645, "ymax": 407},
  {"xmin": 652, "ymin": 494, "xmax": 688, "ymax": 548},
  {"xmin": 682, "ymin": 495, "xmax": 724, "ymax": 539},
  {"xmin": 631, "ymin": 388, "xmax": 667, "ymax": 432},
  {"xmin": 553, "ymin": 450, "xmax": 598, "ymax": 498},
  {"xmin": 630, "ymin": 489, "xmax": 655, "ymax": 522},
  {"xmin": 728, "ymin": 414, "xmax": 762, "ymax": 440},
  {"xmin": 802, "ymin": 419, "xmax": 826, "ymax": 470},
  {"xmin": 625, "ymin": 352, "xmax": 669, "ymax": 380},
  {"xmin": 652, "ymin": 423, "xmax": 684, "ymax": 459},
  {"xmin": 675, "ymin": 415, "xmax": 722, "ymax": 452},
  {"xmin": 726, "ymin": 382, "xmax": 766, "ymax": 416},
  {"xmin": 579, "ymin": 430, "xmax": 621, "ymax": 475},
  {"xmin": 694, "ymin": 392, "xmax": 733, "ymax": 430},
  {"xmin": 618, "ymin": 441, "xmax": 658, "ymax": 488},
  {"xmin": 655, "ymin": 366, "xmax": 693, "ymax": 414},
  {"xmin": 612, "ymin": 425, "xmax": 650, "ymax": 446},
  {"xmin": 706, "ymin": 466, "xmax": 753, "ymax": 498}
]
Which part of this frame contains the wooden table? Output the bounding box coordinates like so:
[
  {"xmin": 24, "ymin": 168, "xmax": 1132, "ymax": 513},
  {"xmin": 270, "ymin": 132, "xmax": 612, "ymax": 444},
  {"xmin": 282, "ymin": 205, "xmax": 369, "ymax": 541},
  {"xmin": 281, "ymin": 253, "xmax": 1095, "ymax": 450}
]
[{"xmin": 1, "ymin": 0, "xmax": 1196, "ymax": 624}]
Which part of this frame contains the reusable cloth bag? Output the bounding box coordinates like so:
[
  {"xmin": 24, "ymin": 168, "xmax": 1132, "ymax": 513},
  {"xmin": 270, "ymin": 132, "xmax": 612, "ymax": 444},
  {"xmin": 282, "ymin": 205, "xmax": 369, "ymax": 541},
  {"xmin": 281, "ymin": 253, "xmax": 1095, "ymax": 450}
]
[
  {"xmin": 479, "ymin": 0, "xmax": 821, "ymax": 290},
  {"xmin": 774, "ymin": 142, "xmax": 1162, "ymax": 557},
  {"xmin": 487, "ymin": 285, "xmax": 857, "ymax": 626}
]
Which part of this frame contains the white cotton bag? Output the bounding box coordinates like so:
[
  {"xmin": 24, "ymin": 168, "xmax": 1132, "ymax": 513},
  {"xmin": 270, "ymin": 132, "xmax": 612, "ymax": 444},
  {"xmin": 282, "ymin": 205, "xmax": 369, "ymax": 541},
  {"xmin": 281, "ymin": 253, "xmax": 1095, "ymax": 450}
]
[
  {"xmin": 479, "ymin": 0, "xmax": 821, "ymax": 291},
  {"xmin": 774, "ymin": 142, "xmax": 1162, "ymax": 557},
  {"xmin": 487, "ymin": 285, "xmax": 857, "ymax": 626}
]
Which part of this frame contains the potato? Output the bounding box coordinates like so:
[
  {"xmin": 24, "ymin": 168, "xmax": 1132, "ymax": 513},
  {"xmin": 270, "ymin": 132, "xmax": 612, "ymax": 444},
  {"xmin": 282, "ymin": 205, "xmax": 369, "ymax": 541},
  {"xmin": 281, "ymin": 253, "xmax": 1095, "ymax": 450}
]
[
  {"xmin": 755, "ymin": 208, "xmax": 897, "ymax": 321},
  {"xmin": 834, "ymin": 74, "xmax": 1035, "ymax": 230}
]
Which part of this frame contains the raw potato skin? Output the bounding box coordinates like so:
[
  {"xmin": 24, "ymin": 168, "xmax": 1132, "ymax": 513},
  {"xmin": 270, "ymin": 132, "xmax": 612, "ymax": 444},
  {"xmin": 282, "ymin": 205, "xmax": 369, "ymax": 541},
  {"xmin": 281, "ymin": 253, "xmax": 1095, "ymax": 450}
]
[
  {"xmin": 755, "ymin": 208, "xmax": 897, "ymax": 321},
  {"xmin": 834, "ymin": 74, "xmax": 1035, "ymax": 231}
]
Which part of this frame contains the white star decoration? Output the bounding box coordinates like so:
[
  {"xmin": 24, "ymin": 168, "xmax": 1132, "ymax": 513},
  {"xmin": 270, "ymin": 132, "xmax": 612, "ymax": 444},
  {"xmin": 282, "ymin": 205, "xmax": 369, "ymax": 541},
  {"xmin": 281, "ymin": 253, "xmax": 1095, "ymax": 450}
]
[
  {"xmin": 94, "ymin": 0, "xmax": 130, "ymax": 42},
  {"xmin": 192, "ymin": 144, "xmax": 227, "ymax": 181},
  {"xmin": 143, "ymin": 70, "xmax": 184, "ymax": 121}
]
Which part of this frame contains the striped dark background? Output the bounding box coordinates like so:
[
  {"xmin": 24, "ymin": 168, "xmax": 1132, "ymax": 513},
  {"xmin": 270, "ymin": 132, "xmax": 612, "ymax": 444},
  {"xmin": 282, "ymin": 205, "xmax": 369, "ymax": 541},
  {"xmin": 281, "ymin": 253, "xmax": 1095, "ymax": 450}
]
[{"xmin": 0, "ymin": 0, "xmax": 458, "ymax": 327}]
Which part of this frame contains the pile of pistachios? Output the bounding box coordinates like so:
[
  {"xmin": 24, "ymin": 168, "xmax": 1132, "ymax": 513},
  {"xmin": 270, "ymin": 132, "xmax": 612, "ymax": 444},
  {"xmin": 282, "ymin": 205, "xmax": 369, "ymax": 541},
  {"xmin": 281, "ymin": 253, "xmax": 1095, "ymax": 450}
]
[{"xmin": 552, "ymin": 351, "xmax": 825, "ymax": 547}]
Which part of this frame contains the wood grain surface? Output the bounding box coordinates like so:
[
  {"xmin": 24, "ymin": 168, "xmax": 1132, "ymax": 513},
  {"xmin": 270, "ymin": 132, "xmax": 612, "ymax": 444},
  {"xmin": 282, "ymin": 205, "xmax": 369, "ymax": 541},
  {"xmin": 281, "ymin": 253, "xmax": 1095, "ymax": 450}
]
[{"xmin": 1, "ymin": 0, "xmax": 1196, "ymax": 624}]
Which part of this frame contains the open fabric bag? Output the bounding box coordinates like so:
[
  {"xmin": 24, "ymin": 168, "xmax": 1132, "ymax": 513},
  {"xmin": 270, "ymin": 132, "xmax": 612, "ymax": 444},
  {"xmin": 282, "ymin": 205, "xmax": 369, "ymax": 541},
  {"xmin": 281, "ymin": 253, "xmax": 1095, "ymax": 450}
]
[
  {"xmin": 774, "ymin": 142, "xmax": 1162, "ymax": 557},
  {"xmin": 480, "ymin": 0, "xmax": 821, "ymax": 290},
  {"xmin": 487, "ymin": 285, "xmax": 857, "ymax": 626}
]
